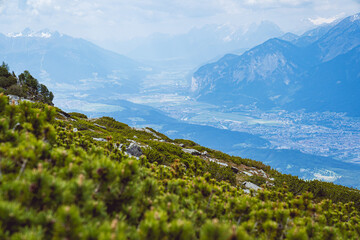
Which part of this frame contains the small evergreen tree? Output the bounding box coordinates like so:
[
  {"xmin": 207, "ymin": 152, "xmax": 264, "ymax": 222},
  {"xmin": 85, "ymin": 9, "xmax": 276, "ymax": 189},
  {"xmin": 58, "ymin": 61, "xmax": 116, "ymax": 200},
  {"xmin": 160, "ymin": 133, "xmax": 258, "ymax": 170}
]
[
  {"xmin": 19, "ymin": 71, "xmax": 39, "ymax": 93},
  {"xmin": 1, "ymin": 61, "xmax": 9, "ymax": 72}
]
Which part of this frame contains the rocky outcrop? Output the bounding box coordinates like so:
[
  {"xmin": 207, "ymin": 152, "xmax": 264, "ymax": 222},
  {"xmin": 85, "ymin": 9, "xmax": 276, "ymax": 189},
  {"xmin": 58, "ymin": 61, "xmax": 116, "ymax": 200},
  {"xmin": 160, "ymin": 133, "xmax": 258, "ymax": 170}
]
[
  {"xmin": 182, "ymin": 148, "xmax": 201, "ymax": 156},
  {"xmin": 243, "ymin": 181, "xmax": 261, "ymax": 191},
  {"xmin": 259, "ymin": 169, "xmax": 268, "ymax": 178},
  {"xmin": 93, "ymin": 137, "xmax": 107, "ymax": 142},
  {"xmin": 126, "ymin": 142, "xmax": 143, "ymax": 157},
  {"xmin": 202, "ymin": 151, "xmax": 210, "ymax": 157},
  {"xmin": 209, "ymin": 158, "xmax": 228, "ymax": 167},
  {"xmin": 242, "ymin": 171, "xmax": 253, "ymax": 177},
  {"xmin": 7, "ymin": 95, "xmax": 34, "ymax": 105}
]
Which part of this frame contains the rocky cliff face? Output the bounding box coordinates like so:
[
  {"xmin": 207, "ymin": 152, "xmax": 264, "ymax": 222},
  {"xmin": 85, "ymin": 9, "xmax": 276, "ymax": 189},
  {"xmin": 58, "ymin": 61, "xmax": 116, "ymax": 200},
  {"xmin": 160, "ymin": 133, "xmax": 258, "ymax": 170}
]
[{"xmin": 192, "ymin": 38, "xmax": 305, "ymax": 108}]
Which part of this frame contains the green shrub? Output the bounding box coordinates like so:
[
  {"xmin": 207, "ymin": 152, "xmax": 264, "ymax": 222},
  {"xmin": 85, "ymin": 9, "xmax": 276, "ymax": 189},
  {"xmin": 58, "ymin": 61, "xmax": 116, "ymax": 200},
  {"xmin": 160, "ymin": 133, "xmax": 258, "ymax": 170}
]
[
  {"xmin": 204, "ymin": 161, "xmax": 236, "ymax": 185},
  {"xmin": 248, "ymin": 175, "xmax": 267, "ymax": 186},
  {"xmin": 5, "ymin": 84, "xmax": 25, "ymax": 97},
  {"xmin": 0, "ymin": 76, "xmax": 17, "ymax": 88},
  {"xmin": 69, "ymin": 112, "xmax": 88, "ymax": 119}
]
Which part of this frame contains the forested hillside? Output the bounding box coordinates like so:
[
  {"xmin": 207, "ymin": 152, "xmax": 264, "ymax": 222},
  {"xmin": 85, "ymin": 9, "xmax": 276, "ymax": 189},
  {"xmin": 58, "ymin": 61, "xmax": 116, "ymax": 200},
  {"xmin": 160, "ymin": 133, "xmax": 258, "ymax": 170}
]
[{"xmin": 0, "ymin": 89, "xmax": 359, "ymax": 239}]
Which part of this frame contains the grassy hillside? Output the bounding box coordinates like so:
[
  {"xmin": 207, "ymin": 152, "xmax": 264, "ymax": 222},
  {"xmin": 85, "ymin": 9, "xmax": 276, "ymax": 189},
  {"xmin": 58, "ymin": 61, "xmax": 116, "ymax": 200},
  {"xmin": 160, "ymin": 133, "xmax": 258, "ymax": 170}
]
[{"xmin": 0, "ymin": 93, "xmax": 359, "ymax": 239}]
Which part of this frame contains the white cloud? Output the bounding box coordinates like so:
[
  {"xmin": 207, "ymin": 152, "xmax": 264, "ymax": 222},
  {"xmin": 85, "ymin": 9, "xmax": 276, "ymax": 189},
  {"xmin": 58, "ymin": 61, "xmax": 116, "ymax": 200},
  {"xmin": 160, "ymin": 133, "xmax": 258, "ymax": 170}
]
[
  {"xmin": 26, "ymin": 0, "xmax": 53, "ymax": 8},
  {"xmin": 0, "ymin": 0, "xmax": 5, "ymax": 13},
  {"xmin": 242, "ymin": 0, "xmax": 312, "ymax": 8},
  {"xmin": 308, "ymin": 16, "xmax": 339, "ymax": 25},
  {"xmin": 313, "ymin": 170, "xmax": 341, "ymax": 182},
  {"xmin": 0, "ymin": 0, "xmax": 359, "ymax": 45}
]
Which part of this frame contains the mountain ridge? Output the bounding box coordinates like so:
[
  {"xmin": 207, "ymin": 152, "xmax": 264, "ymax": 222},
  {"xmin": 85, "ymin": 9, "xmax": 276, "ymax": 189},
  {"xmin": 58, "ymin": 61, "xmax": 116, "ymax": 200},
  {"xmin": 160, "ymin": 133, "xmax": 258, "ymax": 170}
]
[
  {"xmin": 0, "ymin": 28, "xmax": 147, "ymax": 104},
  {"xmin": 192, "ymin": 12, "xmax": 360, "ymax": 115}
]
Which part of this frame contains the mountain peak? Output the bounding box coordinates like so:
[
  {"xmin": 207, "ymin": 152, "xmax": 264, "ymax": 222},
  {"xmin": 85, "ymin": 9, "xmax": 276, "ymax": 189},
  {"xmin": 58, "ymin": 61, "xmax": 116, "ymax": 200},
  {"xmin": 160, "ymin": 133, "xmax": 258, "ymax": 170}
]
[
  {"xmin": 6, "ymin": 28, "xmax": 61, "ymax": 39},
  {"xmin": 192, "ymin": 11, "xmax": 360, "ymax": 116},
  {"xmin": 251, "ymin": 37, "xmax": 294, "ymax": 52},
  {"xmin": 350, "ymin": 13, "xmax": 360, "ymax": 22},
  {"xmin": 279, "ymin": 32, "xmax": 299, "ymax": 42}
]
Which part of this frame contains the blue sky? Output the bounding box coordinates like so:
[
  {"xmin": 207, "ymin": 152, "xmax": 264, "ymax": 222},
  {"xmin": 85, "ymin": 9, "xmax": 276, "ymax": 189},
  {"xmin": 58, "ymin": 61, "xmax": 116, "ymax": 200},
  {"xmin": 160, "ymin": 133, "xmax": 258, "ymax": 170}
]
[{"xmin": 0, "ymin": 0, "xmax": 359, "ymax": 45}]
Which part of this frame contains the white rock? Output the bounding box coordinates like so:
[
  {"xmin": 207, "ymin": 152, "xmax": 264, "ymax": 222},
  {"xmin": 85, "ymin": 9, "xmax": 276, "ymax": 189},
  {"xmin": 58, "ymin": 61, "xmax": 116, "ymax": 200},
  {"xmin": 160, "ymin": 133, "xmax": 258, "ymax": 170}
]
[
  {"xmin": 217, "ymin": 162, "xmax": 228, "ymax": 167},
  {"xmin": 93, "ymin": 137, "xmax": 107, "ymax": 142},
  {"xmin": 242, "ymin": 171, "xmax": 253, "ymax": 177},
  {"xmin": 259, "ymin": 169, "xmax": 267, "ymax": 178},
  {"xmin": 243, "ymin": 182, "xmax": 261, "ymax": 191},
  {"xmin": 182, "ymin": 148, "xmax": 201, "ymax": 156},
  {"xmin": 202, "ymin": 151, "xmax": 210, "ymax": 156},
  {"xmin": 209, "ymin": 158, "xmax": 228, "ymax": 166},
  {"xmin": 243, "ymin": 189, "xmax": 251, "ymax": 194}
]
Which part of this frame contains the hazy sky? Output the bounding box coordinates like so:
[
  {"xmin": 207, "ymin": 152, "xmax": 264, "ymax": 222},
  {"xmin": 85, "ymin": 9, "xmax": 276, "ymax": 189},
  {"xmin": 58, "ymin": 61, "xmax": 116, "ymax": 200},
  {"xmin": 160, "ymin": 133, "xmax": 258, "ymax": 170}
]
[{"xmin": 0, "ymin": 0, "xmax": 359, "ymax": 45}]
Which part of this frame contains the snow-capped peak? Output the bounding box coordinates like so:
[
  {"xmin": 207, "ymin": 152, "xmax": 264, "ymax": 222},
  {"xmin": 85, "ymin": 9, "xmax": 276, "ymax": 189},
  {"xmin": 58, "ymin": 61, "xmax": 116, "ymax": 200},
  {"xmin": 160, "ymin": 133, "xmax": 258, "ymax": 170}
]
[
  {"xmin": 6, "ymin": 32, "xmax": 23, "ymax": 38},
  {"xmin": 6, "ymin": 28, "xmax": 56, "ymax": 38},
  {"xmin": 350, "ymin": 13, "xmax": 360, "ymax": 22}
]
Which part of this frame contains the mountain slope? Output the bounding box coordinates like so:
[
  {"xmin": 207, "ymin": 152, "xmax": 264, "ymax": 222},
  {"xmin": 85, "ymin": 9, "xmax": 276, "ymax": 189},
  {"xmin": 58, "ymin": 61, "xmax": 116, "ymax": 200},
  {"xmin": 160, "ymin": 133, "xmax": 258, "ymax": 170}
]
[
  {"xmin": 192, "ymin": 38, "xmax": 306, "ymax": 108},
  {"xmin": 192, "ymin": 12, "xmax": 360, "ymax": 115},
  {"xmin": 291, "ymin": 22, "xmax": 337, "ymax": 47},
  {"xmin": 290, "ymin": 45, "xmax": 360, "ymax": 113},
  {"xmin": 83, "ymin": 103, "xmax": 360, "ymax": 189},
  {"xmin": 0, "ymin": 29, "xmax": 147, "ymax": 100},
  {"xmin": 0, "ymin": 93, "xmax": 359, "ymax": 238},
  {"xmin": 310, "ymin": 13, "xmax": 360, "ymax": 61}
]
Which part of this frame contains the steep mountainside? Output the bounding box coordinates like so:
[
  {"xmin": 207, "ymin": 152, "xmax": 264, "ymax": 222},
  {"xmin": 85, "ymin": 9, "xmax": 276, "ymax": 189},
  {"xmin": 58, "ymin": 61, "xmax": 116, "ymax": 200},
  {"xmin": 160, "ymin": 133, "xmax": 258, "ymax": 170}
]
[
  {"xmin": 192, "ymin": 13, "xmax": 360, "ymax": 116},
  {"xmin": 290, "ymin": 45, "xmax": 360, "ymax": 113},
  {"xmin": 0, "ymin": 93, "xmax": 360, "ymax": 238},
  {"xmin": 192, "ymin": 38, "xmax": 306, "ymax": 108},
  {"xmin": 310, "ymin": 14, "xmax": 360, "ymax": 61},
  {"xmin": 291, "ymin": 22, "xmax": 337, "ymax": 47}
]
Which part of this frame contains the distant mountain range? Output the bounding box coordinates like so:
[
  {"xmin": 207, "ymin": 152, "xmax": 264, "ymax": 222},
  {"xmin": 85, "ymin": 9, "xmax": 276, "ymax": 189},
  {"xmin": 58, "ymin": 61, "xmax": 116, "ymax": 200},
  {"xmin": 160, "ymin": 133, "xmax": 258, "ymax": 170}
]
[
  {"xmin": 192, "ymin": 13, "xmax": 360, "ymax": 116},
  {"xmin": 0, "ymin": 21, "xmax": 284, "ymax": 104},
  {"xmin": 0, "ymin": 28, "xmax": 148, "ymax": 102},
  {"xmin": 113, "ymin": 21, "xmax": 284, "ymax": 66}
]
